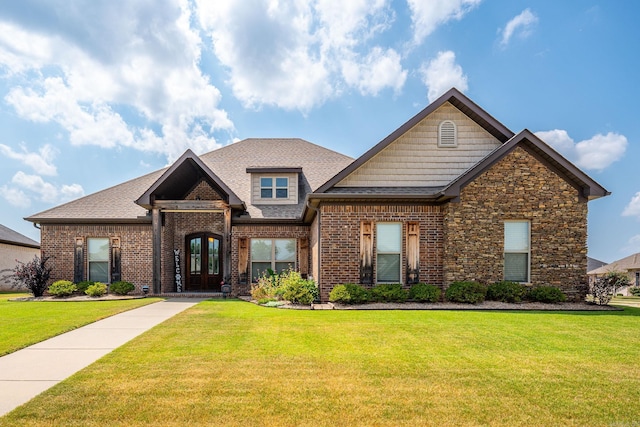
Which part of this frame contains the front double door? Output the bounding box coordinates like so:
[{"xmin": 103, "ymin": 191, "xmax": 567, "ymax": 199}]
[{"xmin": 186, "ymin": 233, "xmax": 223, "ymax": 291}]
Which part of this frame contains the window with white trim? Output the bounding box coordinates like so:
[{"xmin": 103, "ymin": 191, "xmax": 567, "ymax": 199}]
[
  {"xmin": 88, "ymin": 238, "xmax": 109, "ymax": 282},
  {"xmin": 376, "ymin": 223, "xmax": 401, "ymax": 283},
  {"xmin": 438, "ymin": 120, "xmax": 457, "ymax": 147},
  {"xmin": 504, "ymin": 221, "xmax": 530, "ymax": 282},
  {"xmin": 251, "ymin": 238, "xmax": 296, "ymax": 281},
  {"xmin": 260, "ymin": 177, "xmax": 288, "ymax": 199}
]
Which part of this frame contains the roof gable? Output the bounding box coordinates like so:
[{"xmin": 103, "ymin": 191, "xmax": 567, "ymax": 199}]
[
  {"xmin": 316, "ymin": 88, "xmax": 515, "ymax": 193},
  {"xmin": 136, "ymin": 149, "xmax": 244, "ymax": 209},
  {"xmin": 442, "ymin": 129, "xmax": 610, "ymax": 200}
]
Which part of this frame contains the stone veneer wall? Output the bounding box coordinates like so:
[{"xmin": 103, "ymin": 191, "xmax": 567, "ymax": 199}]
[
  {"xmin": 443, "ymin": 147, "xmax": 589, "ymax": 301},
  {"xmin": 40, "ymin": 224, "xmax": 153, "ymax": 293},
  {"xmin": 231, "ymin": 225, "xmax": 310, "ymax": 296},
  {"xmin": 318, "ymin": 204, "xmax": 444, "ymax": 302}
]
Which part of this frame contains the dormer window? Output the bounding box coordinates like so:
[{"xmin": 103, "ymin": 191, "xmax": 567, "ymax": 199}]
[
  {"xmin": 261, "ymin": 177, "xmax": 289, "ymax": 199},
  {"xmin": 247, "ymin": 166, "xmax": 301, "ymax": 205},
  {"xmin": 438, "ymin": 120, "xmax": 457, "ymax": 147}
]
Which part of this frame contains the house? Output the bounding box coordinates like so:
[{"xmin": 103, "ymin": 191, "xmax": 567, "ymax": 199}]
[
  {"xmin": 588, "ymin": 253, "xmax": 640, "ymax": 295},
  {"xmin": 0, "ymin": 224, "xmax": 40, "ymax": 291},
  {"xmin": 26, "ymin": 88, "xmax": 609, "ymax": 302}
]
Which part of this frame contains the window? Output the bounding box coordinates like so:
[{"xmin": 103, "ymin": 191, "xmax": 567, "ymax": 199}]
[
  {"xmin": 438, "ymin": 120, "xmax": 457, "ymax": 147},
  {"xmin": 376, "ymin": 223, "xmax": 401, "ymax": 283},
  {"xmin": 88, "ymin": 238, "xmax": 109, "ymax": 282},
  {"xmin": 504, "ymin": 221, "xmax": 530, "ymax": 282},
  {"xmin": 260, "ymin": 177, "xmax": 288, "ymax": 199},
  {"xmin": 251, "ymin": 238, "xmax": 296, "ymax": 281}
]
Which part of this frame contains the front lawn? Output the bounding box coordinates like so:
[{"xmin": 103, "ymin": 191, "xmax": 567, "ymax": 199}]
[
  {"xmin": 0, "ymin": 292, "xmax": 162, "ymax": 356},
  {"xmin": 3, "ymin": 301, "xmax": 640, "ymax": 426}
]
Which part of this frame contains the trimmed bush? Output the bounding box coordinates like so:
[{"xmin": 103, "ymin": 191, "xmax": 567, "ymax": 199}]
[
  {"xmin": 445, "ymin": 281, "xmax": 487, "ymax": 304},
  {"xmin": 280, "ymin": 270, "xmax": 318, "ymax": 305},
  {"xmin": 110, "ymin": 281, "xmax": 135, "ymax": 295},
  {"xmin": 48, "ymin": 280, "xmax": 77, "ymax": 297},
  {"xmin": 370, "ymin": 284, "xmax": 408, "ymax": 303},
  {"xmin": 85, "ymin": 282, "xmax": 107, "ymax": 297},
  {"xmin": 486, "ymin": 281, "xmax": 527, "ymax": 303},
  {"xmin": 329, "ymin": 284, "xmax": 369, "ymax": 304},
  {"xmin": 630, "ymin": 287, "xmax": 640, "ymax": 297},
  {"xmin": 527, "ymin": 286, "xmax": 566, "ymax": 303},
  {"xmin": 408, "ymin": 283, "xmax": 441, "ymax": 303},
  {"xmin": 75, "ymin": 281, "xmax": 94, "ymax": 294}
]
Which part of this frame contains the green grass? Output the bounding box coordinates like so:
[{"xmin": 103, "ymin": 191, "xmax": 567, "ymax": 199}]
[
  {"xmin": 3, "ymin": 301, "xmax": 640, "ymax": 426},
  {"xmin": 0, "ymin": 293, "xmax": 162, "ymax": 356}
]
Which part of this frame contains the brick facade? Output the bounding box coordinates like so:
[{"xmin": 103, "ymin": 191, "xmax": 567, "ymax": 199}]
[
  {"xmin": 443, "ymin": 147, "xmax": 589, "ymax": 301},
  {"xmin": 317, "ymin": 204, "xmax": 444, "ymax": 302},
  {"xmin": 40, "ymin": 224, "xmax": 153, "ymax": 293}
]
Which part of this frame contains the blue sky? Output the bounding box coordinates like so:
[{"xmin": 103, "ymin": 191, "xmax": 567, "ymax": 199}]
[{"xmin": 0, "ymin": 1, "xmax": 638, "ymax": 263}]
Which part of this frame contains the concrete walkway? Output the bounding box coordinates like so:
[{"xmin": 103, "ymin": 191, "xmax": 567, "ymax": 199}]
[{"xmin": 0, "ymin": 298, "xmax": 203, "ymax": 417}]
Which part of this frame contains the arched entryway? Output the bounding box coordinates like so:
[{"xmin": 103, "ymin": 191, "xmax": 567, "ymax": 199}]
[{"xmin": 185, "ymin": 233, "xmax": 223, "ymax": 291}]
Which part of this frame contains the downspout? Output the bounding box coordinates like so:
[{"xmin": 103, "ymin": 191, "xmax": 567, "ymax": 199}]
[{"xmin": 306, "ymin": 199, "xmax": 322, "ymax": 301}]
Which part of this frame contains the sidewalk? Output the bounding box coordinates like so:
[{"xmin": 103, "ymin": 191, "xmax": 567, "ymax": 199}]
[{"xmin": 0, "ymin": 298, "xmax": 203, "ymax": 417}]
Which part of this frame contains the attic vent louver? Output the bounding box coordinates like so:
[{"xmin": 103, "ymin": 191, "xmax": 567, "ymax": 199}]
[{"xmin": 438, "ymin": 120, "xmax": 457, "ymax": 147}]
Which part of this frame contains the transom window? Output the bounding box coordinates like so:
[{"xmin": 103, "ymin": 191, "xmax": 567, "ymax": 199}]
[
  {"xmin": 438, "ymin": 120, "xmax": 457, "ymax": 147},
  {"xmin": 376, "ymin": 223, "xmax": 401, "ymax": 283},
  {"xmin": 504, "ymin": 221, "xmax": 530, "ymax": 283},
  {"xmin": 88, "ymin": 237, "xmax": 109, "ymax": 282},
  {"xmin": 260, "ymin": 177, "xmax": 288, "ymax": 199},
  {"xmin": 251, "ymin": 238, "xmax": 296, "ymax": 281}
]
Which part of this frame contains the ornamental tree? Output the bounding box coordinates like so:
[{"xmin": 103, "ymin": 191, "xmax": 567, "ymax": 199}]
[{"xmin": 13, "ymin": 255, "xmax": 52, "ymax": 297}]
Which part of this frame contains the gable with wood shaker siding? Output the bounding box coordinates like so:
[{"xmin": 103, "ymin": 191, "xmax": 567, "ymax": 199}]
[{"xmin": 26, "ymin": 88, "xmax": 609, "ymax": 302}]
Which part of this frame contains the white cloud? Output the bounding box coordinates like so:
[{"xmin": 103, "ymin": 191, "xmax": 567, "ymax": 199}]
[
  {"xmin": 421, "ymin": 51, "xmax": 468, "ymax": 102},
  {"xmin": 0, "ymin": 1, "xmax": 233, "ymax": 162},
  {"xmin": 407, "ymin": 0, "xmax": 482, "ymax": 44},
  {"xmin": 623, "ymin": 234, "xmax": 640, "ymax": 254},
  {"xmin": 500, "ymin": 8, "xmax": 538, "ymax": 48},
  {"xmin": 8, "ymin": 171, "xmax": 84, "ymax": 205},
  {"xmin": 0, "ymin": 185, "xmax": 30, "ymax": 208},
  {"xmin": 0, "ymin": 143, "xmax": 58, "ymax": 176},
  {"xmin": 535, "ymin": 130, "xmax": 627, "ymax": 171},
  {"xmin": 623, "ymin": 192, "xmax": 640, "ymax": 218},
  {"xmin": 195, "ymin": 0, "xmax": 407, "ymax": 111}
]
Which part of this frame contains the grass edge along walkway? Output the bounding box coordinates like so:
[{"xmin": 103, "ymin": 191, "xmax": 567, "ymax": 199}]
[
  {"xmin": 2, "ymin": 300, "xmax": 640, "ymax": 426},
  {"xmin": 0, "ymin": 293, "xmax": 163, "ymax": 356}
]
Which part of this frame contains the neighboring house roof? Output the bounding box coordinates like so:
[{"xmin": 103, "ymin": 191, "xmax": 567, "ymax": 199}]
[
  {"xmin": 587, "ymin": 256, "xmax": 608, "ymax": 272},
  {"xmin": 0, "ymin": 224, "xmax": 40, "ymax": 249},
  {"xmin": 588, "ymin": 252, "xmax": 640, "ymax": 275},
  {"xmin": 25, "ymin": 138, "xmax": 354, "ymax": 223}
]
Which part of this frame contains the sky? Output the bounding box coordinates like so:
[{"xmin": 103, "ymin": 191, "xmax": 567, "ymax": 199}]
[{"xmin": 0, "ymin": 0, "xmax": 638, "ymax": 263}]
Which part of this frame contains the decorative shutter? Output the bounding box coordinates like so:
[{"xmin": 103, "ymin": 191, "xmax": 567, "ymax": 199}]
[
  {"xmin": 111, "ymin": 237, "xmax": 121, "ymax": 282},
  {"xmin": 238, "ymin": 238, "xmax": 249, "ymax": 284},
  {"xmin": 73, "ymin": 237, "xmax": 84, "ymax": 283},
  {"xmin": 360, "ymin": 221, "xmax": 373, "ymax": 285},
  {"xmin": 406, "ymin": 222, "xmax": 420, "ymax": 284},
  {"xmin": 299, "ymin": 237, "xmax": 309, "ymax": 278}
]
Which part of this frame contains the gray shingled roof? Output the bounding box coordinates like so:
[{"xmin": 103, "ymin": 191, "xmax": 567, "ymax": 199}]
[
  {"xmin": 0, "ymin": 224, "xmax": 40, "ymax": 248},
  {"xmin": 588, "ymin": 253, "xmax": 640, "ymax": 275},
  {"xmin": 26, "ymin": 138, "xmax": 354, "ymax": 222}
]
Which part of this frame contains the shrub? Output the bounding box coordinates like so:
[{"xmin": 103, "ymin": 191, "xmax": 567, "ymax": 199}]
[
  {"xmin": 370, "ymin": 283, "xmax": 408, "ymax": 303},
  {"xmin": 591, "ymin": 271, "xmax": 630, "ymax": 305},
  {"xmin": 75, "ymin": 281, "xmax": 94, "ymax": 294},
  {"xmin": 13, "ymin": 255, "xmax": 53, "ymax": 297},
  {"xmin": 48, "ymin": 280, "xmax": 77, "ymax": 297},
  {"xmin": 486, "ymin": 281, "xmax": 527, "ymax": 303},
  {"xmin": 408, "ymin": 283, "xmax": 441, "ymax": 303},
  {"xmin": 250, "ymin": 270, "xmax": 284, "ymax": 301},
  {"xmin": 630, "ymin": 287, "xmax": 640, "ymax": 297},
  {"xmin": 110, "ymin": 281, "xmax": 135, "ymax": 295},
  {"xmin": 280, "ymin": 270, "xmax": 318, "ymax": 305},
  {"xmin": 445, "ymin": 281, "xmax": 487, "ymax": 304},
  {"xmin": 527, "ymin": 286, "xmax": 566, "ymax": 303},
  {"xmin": 85, "ymin": 282, "xmax": 107, "ymax": 297},
  {"xmin": 329, "ymin": 284, "xmax": 369, "ymax": 304}
]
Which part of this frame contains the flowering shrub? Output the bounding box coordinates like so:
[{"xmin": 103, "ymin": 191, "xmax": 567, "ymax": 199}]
[{"xmin": 13, "ymin": 255, "xmax": 52, "ymax": 297}]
